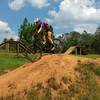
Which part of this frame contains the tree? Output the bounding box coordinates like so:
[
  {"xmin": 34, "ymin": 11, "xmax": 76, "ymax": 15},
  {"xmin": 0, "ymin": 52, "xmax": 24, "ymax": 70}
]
[
  {"xmin": 92, "ymin": 27, "xmax": 100, "ymax": 54},
  {"xmin": 18, "ymin": 18, "xmax": 33, "ymax": 45},
  {"xmin": 64, "ymin": 31, "xmax": 80, "ymax": 48},
  {"xmin": 3, "ymin": 38, "xmax": 8, "ymax": 43},
  {"xmin": 61, "ymin": 31, "xmax": 80, "ymax": 52},
  {"xmin": 79, "ymin": 30, "xmax": 94, "ymax": 52}
]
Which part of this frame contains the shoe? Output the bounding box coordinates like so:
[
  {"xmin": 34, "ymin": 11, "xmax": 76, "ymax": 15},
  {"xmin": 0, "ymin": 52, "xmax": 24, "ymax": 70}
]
[
  {"xmin": 51, "ymin": 46, "xmax": 55, "ymax": 51},
  {"xmin": 42, "ymin": 41, "xmax": 46, "ymax": 45}
]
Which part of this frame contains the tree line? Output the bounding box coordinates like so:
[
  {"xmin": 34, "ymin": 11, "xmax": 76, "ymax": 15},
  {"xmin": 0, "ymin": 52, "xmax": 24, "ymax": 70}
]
[
  {"xmin": 60, "ymin": 29, "xmax": 100, "ymax": 54},
  {"xmin": 1, "ymin": 18, "xmax": 100, "ymax": 54}
]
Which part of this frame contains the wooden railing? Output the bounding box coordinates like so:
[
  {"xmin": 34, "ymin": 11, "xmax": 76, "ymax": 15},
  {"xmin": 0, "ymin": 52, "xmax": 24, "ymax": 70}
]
[{"xmin": 0, "ymin": 40, "xmax": 42, "ymax": 62}]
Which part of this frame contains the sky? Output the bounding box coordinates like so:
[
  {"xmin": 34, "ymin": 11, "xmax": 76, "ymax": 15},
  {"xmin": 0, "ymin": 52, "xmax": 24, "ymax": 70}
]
[{"xmin": 0, "ymin": 0, "xmax": 100, "ymax": 42}]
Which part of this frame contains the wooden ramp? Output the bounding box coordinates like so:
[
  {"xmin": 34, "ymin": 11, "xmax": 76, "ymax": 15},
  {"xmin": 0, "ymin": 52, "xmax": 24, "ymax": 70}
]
[
  {"xmin": 65, "ymin": 46, "xmax": 87, "ymax": 55},
  {"xmin": 65, "ymin": 46, "xmax": 76, "ymax": 54}
]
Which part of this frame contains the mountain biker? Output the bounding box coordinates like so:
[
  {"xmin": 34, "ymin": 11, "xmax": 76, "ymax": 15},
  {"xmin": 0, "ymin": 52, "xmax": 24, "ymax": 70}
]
[
  {"xmin": 32, "ymin": 18, "xmax": 42, "ymax": 52},
  {"xmin": 32, "ymin": 18, "xmax": 41, "ymax": 37},
  {"xmin": 37, "ymin": 19, "xmax": 55, "ymax": 50}
]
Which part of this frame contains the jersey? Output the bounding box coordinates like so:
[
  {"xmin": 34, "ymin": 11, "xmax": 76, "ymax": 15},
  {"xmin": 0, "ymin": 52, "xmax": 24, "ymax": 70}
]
[
  {"xmin": 33, "ymin": 21, "xmax": 42, "ymax": 32},
  {"xmin": 41, "ymin": 23, "xmax": 53, "ymax": 33}
]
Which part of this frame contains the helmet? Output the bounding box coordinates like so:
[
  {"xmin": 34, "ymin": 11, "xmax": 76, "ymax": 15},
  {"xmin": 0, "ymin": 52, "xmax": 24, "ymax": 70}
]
[
  {"xmin": 45, "ymin": 19, "xmax": 49, "ymax": 25},
  {"xmin": 34, "ymin": 18, "xmax": 40, "ymax": 23}
]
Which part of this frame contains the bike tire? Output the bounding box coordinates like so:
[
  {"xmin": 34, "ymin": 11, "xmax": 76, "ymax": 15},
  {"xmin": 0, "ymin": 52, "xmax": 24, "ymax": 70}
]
[{"xmin": 53, "ymin": 38, "xmax": 64, "ymax": 53}]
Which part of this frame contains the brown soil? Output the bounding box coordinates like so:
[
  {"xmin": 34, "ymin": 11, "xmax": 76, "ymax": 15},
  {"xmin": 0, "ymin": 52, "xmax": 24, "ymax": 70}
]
[{"xmin": 0, "ymin": 54, "xmax": 100, "ymax": 97}]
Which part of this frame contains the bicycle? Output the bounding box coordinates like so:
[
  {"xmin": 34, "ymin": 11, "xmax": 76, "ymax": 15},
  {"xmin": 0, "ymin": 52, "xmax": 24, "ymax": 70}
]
[{"xmin": 32, "ymin": 33, "xmax": 64, "ymax": 54}]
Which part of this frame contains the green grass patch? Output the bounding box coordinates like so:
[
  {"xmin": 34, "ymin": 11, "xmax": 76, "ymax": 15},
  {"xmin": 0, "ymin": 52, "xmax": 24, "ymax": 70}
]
[
  {"xmin": 78, "ymin": 54, "xmax": 100, "ymax": 58},
  {"xmin": 75, "ymin": 62, "xmax": 100, "ymax": 99},
  {"xmin": 95, "ymin": 68, "xmax": 100, "ymax": 76},
  {"xmin": 0, "ymin": 53, "xmax": 28, "ymax": 75}
]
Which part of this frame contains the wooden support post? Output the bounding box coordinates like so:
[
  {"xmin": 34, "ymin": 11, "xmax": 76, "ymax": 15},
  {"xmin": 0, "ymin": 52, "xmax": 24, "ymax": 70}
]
[
  {"xmin": 75, "ymin": 47, "xmax": 77, "ymax": 55},
  {"xmin": 16, "ymin": 43, "xmax": 19, "ymax": 56},
  {"xmin": 80, "ymin": 48, "xmax": 82, "ymax": 55},
  {"xmin": 25, "ymin": 49, "xmax": 27, "ymax": 56},
  {"xmin": 6, "ymin": 43, "xmax": 10, "ymax": 53}
]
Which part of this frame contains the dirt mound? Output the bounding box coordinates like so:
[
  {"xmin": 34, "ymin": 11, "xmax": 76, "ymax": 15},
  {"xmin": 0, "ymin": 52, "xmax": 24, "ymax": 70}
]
[{"xmin": 0, "ymin": 54, "xmax": 99, "ymax": 98}]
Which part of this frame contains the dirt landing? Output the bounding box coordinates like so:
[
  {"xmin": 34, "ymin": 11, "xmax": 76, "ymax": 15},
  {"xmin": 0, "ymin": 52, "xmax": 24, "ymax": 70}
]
[{"xmin": 0, "ymin": 54, "xmax": 99, "ymax": 97}]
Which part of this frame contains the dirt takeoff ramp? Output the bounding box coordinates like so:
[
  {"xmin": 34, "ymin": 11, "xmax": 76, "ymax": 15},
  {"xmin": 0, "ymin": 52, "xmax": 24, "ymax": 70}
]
[{"xmin": 0, "ymin": 54, "xmax": 99, "ymax": 98}]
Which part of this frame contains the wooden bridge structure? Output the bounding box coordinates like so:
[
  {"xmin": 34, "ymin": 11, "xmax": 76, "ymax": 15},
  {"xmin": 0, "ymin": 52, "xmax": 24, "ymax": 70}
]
[{"xmin": 0, "ymin": 40, "xmax": 42, "ymax": 62}]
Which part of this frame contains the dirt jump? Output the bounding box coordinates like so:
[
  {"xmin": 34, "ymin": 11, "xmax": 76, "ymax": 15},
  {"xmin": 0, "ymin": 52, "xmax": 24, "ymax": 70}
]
[{"xmin": 0, "ymin": 53, "xmax": 100, "ymax": 99}]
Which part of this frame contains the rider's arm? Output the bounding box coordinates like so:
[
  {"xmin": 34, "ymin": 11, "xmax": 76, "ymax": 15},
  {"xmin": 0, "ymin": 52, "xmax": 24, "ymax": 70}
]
[
  {"xmin": 37, "ymin": 23, "xmax": 44, "ymax": 33},
  {"xmin": 38, "ymin": 27, "xmax": 42, "ymax": 33}
]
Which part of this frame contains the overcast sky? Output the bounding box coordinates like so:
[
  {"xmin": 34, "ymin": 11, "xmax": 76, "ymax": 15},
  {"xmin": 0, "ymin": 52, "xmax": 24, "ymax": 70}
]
[{"xmin": 0, "ymin": 0, "xmax": 100, "ymax": 42}]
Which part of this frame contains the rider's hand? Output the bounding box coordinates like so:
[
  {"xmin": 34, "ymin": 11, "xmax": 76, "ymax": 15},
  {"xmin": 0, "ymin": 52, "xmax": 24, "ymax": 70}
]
[
  {"xmin": 51, "ymin": 40, "xmax": 54, "ymax": 44},
  {"xmin": 42, "ymin": 41, "xmax": 46, "ymax": 45}
]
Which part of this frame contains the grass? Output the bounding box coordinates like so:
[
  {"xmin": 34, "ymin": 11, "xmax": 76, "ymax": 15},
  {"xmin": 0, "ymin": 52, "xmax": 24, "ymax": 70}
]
[
  {"xmin": 61, "ymin": 76, "xmax": 69, "ymax": 84},
  {"xmin": 47, "ymin": 77, "xmax": 60, "ymax": 90},
  {"xmin": 27, "ymin": 84, "xmax": 52, "ymax": 100},
  {"xmin": 0, "ymin": 52, "xmax": 39, "ymax": 75},
  {"xmin": 74, "ymin": 62, "xmax": 100, "ymax": 99},
  {"xmin": 95, "ymin": 67, "xmax": 100, "ymax": 76},
  {"xmin": 26, "ymin": 62, "xmax": 100, "ymax": 100},
  {"xmin": 0, "ymin": 53, "xmax": 28, "ymax": 75},
  {"xmin": 78, "ymin": 54, "xmax": 100, "ymax": 58}
]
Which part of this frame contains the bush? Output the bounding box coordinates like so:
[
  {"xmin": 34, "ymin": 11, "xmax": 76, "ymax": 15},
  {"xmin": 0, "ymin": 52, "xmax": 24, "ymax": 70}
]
[
  {"xmin": 95, "ymin": 68, "xmax": 100, "ymax": 76},
  {"xmin": 41, "ymin": 87, "xmax": 52, "ymax": 100},
  {"xmin": 47, "ymin": 77, "xmax": 60, "ymax": 90},
  {"xmin": 57, "ymin": 89, "xmax": 69, "ymax": 100},
  {"xmin": 61, "ymin": 76, "xmax": 69, "ymax": 84},
  {"xmin": 27, "ymin": 87, "xmax": 39, "ymax": 100}
]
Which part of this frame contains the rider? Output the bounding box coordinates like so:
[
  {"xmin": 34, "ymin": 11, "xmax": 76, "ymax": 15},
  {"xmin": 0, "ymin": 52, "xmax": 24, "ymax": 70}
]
[
  {"xmin": 32, "ymin": 18, "xmax": 42, "ymax": 52},
  {"xmin": 32, "ymin": 18, "xmax": 41, "ymax": 37},
  {"xmin": 37, "ymin": 19, "xmax": 55, "ymax": 50}
]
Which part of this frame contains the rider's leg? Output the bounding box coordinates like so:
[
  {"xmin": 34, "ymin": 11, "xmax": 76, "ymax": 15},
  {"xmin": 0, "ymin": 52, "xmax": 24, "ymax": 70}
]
[
  {"xmin": 47, "ymin": 31, "xmax": 55, "ymax": 50},
  {"xmin": 43, "ymin": 35, "xmax": 46, "ymax": 44},
  {"xmin": 47, "ymin": 31, "xmax": 53, "ymax": 43}
]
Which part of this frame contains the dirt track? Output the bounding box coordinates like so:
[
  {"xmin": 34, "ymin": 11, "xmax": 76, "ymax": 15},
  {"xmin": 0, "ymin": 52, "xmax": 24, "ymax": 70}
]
[{"xmin": 0, "ymin": 54, "xmax": 100, "ymax": 97}]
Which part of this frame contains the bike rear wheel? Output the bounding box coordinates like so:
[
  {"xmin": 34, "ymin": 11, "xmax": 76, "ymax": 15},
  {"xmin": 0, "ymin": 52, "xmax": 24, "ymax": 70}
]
[{"xmin": 53, "ymin": 38, "xmax": 64, "ymax": 53}]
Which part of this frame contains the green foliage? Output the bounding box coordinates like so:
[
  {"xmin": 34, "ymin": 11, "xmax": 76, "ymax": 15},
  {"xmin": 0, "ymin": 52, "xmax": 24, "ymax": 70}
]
[
  {"xmin": 18, "ymin": 17, "xmax": 33, "ymax": 45},
  {"xmin": 62, "ymin": 31, "xmax": 80, "ymax": 51},
  {"xmin": 92, "ymin": 31, "xmax": 100, "ymax": 54},
  {"xmin": 61, "ymin": 27, "xmax": 100, "ymax": 54},
  {"xmin": 79, "ymin": 31, "xmax": 94, "ymax": 52}
]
